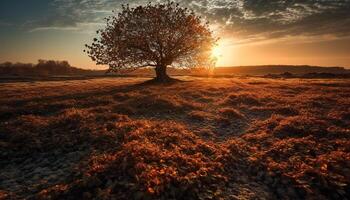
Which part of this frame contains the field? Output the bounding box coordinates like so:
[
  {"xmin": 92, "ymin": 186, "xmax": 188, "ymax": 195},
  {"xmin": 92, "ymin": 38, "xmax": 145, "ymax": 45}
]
[{"xmin": 0, "ymin": 76, "xmax": 349, "ymax": 199}]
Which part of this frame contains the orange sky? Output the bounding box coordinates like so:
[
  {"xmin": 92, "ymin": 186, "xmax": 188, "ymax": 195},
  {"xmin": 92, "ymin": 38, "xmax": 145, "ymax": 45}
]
[
  {"xmin": 1, "ymin": 1, "xmax": 350, "ymax": 69},
  {"xmin": 2, "ymin": 32, "xmax": 349, "ymax": 69},
  {"xmin": 0, "ymin": 27, "xmax": 350, "ymax": 69},
  {"xmin": 214, "ymin": 36, "xmax": 350, "ymax": 68}
]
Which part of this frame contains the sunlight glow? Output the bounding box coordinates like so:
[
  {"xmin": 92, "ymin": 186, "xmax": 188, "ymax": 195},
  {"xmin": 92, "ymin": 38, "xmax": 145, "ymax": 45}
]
[
  {"xmin": 211, "ymin": 39, "xmax": 230, "ymax": 67},
  {"xmin": 211, "ymin": 44, "xmax": 224, "ymax": 68},
  {"xmin": 212, "ymin": 45, "xmax": 223, "ymax": 59}
]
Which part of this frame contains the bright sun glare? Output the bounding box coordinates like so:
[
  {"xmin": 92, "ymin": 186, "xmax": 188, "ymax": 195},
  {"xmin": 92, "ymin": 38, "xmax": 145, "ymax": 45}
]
[
  {"xmin": 212, "ymin": 46, "xmax": 222, "ymax": 58},
  {"xmin": 212, "ymin": 44, "xmax": 223, "ymax": 66}
]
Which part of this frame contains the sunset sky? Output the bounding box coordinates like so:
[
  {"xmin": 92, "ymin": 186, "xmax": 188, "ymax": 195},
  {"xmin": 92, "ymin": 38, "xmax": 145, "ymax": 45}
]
[{"xmin": 1, "ymin": 0, "xmax": 350, "ymax": 69}]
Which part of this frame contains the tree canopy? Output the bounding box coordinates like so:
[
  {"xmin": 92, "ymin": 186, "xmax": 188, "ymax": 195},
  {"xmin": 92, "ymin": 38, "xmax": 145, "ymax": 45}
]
[{"xmin": 85, "ymin": 1, "xmax": 217, "ymax": 82}]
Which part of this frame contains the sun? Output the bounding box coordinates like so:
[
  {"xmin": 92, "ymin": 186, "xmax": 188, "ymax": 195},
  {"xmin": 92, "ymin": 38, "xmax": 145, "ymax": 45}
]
[
  {"xmin": 212, "ymin": 45, "xmax": 223, "ymax": 59},
  {"xmin": 210, "ymin": 39, "xmax": 233, "ymax": 67}
]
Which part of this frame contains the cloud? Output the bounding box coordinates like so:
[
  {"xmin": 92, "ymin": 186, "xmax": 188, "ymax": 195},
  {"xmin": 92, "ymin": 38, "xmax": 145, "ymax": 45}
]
[
  {"xmin": 29, "ymin": 26, "xmax": 79, "ymax": 32},
  {"xmin": 24, "ymin": 0, "xmax": 113, "ymax": 32},
  {"xmin": 26, "ymin": 0, "xmax": 350, "ymax": 42},
  {"xmin": 188, "ymin": 0, "xmax": 350, "ymax": 40},
  {"xmin": 0, "ymin": 20, "xmax": 12, "ymax": 26}
]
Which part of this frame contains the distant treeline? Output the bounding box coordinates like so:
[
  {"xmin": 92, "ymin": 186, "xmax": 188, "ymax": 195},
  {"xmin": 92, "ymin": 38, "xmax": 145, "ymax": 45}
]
[
  {"xmin": 133, "ymin": 65, "xmax": 350, "ymax": 76},
  {"xmin": 0, "ymin": 60, "xmax": 105, "ymax": 77},
  {"xmin": 213, "ymin": 65, "xmax": 350, "ymax": 75},
  {"xmin": 263, "ymin": 72, "xmax": 350, "ymax": 79},
  {"xmin": 0, "ymin": 61, "xmax": 349, "ymax": 77}
]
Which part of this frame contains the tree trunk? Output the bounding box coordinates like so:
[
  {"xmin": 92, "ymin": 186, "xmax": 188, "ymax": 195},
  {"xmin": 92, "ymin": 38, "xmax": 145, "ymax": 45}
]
[{"xmin": 154, "ymin": 65, "xmax": 170, "ymax": 82}]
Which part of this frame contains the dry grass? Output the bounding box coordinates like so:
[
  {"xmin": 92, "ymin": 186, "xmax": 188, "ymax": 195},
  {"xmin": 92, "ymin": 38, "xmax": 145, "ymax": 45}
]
[{"xmin": 0, "ymin": 77, "xmax": 349, "ymax": 199}]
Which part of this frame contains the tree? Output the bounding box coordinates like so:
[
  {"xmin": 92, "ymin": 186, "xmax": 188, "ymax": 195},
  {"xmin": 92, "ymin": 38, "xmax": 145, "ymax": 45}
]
[{"xmin": 85, "ymin": 1, "xmax": 217, "ymax": 82}]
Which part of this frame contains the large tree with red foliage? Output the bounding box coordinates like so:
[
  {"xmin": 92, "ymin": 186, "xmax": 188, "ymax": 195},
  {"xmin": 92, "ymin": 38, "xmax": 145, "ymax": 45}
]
[{"xmin": 85, "ymin": 1, "xmax": 217, "ymax": 82}]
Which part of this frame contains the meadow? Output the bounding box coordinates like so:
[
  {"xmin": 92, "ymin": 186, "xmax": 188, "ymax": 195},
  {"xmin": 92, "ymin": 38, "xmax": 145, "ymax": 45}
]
[{"xmin": 0, "ymin": 76, "xmax": 349, "ymax": 199}]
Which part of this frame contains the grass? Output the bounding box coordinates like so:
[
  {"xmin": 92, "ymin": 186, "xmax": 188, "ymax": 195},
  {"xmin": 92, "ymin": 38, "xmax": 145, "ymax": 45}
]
[{"xmin": 0, "ymin": 77, "xmax": 349, "ymax": 199}]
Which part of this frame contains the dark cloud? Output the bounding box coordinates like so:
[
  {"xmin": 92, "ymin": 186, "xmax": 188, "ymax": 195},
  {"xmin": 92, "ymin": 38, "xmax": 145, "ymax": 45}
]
[
  {"xmin": 0, "ymin": 20, "xmax": 12, "ymax": 26},
  {"xmin": 187, "ymin": 0, "xmax": 350, "ymax": 40},
  {"xmin": 26, "ymin": 0, "xmax": 350, "ymax": 42}
]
